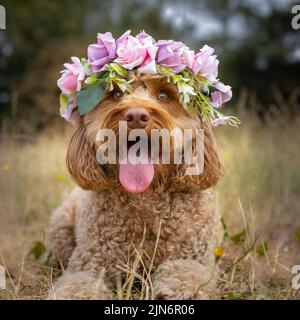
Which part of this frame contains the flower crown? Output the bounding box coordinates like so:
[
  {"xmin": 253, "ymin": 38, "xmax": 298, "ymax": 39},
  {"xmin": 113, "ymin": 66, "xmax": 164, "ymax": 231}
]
[{"xmin": 57, "ymin": 30, "xmax": 240, "ymax": 127}]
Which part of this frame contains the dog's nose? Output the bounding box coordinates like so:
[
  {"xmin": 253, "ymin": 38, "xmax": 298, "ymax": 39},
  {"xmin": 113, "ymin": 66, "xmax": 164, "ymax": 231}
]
[{"xmin": 124, "ymin": 108, "xmax": 150, "ymax": 129}]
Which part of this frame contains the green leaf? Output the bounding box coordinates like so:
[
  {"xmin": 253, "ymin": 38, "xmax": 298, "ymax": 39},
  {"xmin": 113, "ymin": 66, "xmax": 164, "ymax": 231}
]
[
  {"xmin": 221, "ymin": 217, "xmax": 228, "ymax": 241},
  {"xmin": 256, "ymin": 242, "xmax": 268, "ymax": 257},
  {"xmin": 43, "ymin": 252, "xmax": 52, "ymax": 267},
  {"xmin": 84, "ymin": 75, "xmax": 101, "ymax": 86},
  {"xmin": 28, "ymin": 241, "xmax": 46, "ymax": 260},
  {"xmin": 109, "ymin": 63, "xmax": 128, "ymax": 77},
  {"xmin": 80, "ymin": 58, "xmax": 93, "ymax": 76},
  {"xmin": 227, "ymin": 291, "xmax": 244, "ymax": 300},
  {"xmin": 113, "ymin": 77, "xmax": 131, "ymax": 92},
  {"xmin": 77, "ymin": 83, "xmax": 104, "ymax": 116},
  {"xmin": 59, "ymin": 93, "xmax": 69, "ymax": 115},
  {"xmin": 230, "ymin": 229, "xmax": 246, "ymax": 245},
  {"xmin": 97, "ymin": 71, "xmax": 109, "ymax": 80}
]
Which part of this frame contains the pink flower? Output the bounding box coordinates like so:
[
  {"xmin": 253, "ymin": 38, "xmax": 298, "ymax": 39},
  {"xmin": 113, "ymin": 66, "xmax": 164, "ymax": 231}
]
[
  {"xmin": 156, "ymin": 40, "xmax": 186, "ymax": 73},
  {"xmin": 182, "ymin": 47, "xmax": 195, "ymax": 69},
  {"xmin": 88, "ymin": 32, "xmax": 116, "ymax": 73},
  {"xmin": 57, "ymin": 57, "xmax": 85, "ymax": 94},
  {"xmin": 210, "ymin": 82, "xmax": 232, "ymax": 108},
  {"xmin": 136, "ymin": 31, "xmax": 158, "ymax": 74},
  {"xmin": 60, "ymin": 93, "xmax": 81, "ymax": 125},
  {"xmin": 115, "ymin": 33, "xmax": 158, "ymax": 74},
  {"xmin": 116, "ymin": 30, "xmax": 131, "ymax": 48},
  {"xmin": 192, "ymin": 45, "xmax": 219, "ymax": 81},
  {"xmin": 115, "ymin": 35, "xmax": 145, "ymax": 69},
  {"xmin": 60, "ymin": 93, "xmax": 75, "ymax": 120}
]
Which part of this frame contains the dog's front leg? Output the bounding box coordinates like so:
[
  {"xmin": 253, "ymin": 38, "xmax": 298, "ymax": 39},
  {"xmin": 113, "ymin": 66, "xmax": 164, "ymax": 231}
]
[
  {"xmin": 48, "ymin": 271, "xmax": 112, "ymax": 300},
  {"xmin": 45, "ymin": 188, "xmax": 79, "ymax": 269},
  {"xmin": 153, "ymin": 259, "xmax": 216, "ymax": 300}
]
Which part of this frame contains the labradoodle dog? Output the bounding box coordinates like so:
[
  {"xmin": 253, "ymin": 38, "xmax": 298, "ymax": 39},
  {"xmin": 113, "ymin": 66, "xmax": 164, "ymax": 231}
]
[{"xmin": 46, "ymin": 75, "xmax": 223, "ymax": 300}]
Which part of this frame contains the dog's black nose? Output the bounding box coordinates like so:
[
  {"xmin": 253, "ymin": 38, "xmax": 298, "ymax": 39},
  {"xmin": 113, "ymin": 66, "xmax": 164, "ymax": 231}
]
[{"xmin": 124, "ymin": 108, "xmax": 150, "ymax": 129}]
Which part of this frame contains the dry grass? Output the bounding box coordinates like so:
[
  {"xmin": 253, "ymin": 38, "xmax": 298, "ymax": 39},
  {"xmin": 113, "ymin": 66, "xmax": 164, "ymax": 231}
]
[{"xmin": 0, "ymin": 114, "xmax": 299, "ymax": 300}]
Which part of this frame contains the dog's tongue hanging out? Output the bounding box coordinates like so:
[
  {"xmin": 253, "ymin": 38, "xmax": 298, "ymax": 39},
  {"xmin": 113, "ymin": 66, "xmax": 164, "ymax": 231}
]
[{"xmin": 119, "ymin": 152, "xmax": 154, "ymax": 193}]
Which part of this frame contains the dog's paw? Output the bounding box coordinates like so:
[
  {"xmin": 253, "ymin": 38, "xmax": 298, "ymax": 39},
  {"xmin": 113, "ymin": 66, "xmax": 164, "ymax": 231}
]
[
  {"xmin": 47, "ymin": 271, "xmax": 112, "ymax": 300},
  {"xmin": 153, "ymin": 259, "xmax": 213, "ymax": 300}
]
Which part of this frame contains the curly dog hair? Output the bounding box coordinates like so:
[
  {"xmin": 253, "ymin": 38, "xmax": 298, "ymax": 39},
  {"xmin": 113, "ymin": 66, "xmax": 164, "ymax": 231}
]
[{"xmin": 46, "ymin": 75, "xmax": 223, "ymax": 300}]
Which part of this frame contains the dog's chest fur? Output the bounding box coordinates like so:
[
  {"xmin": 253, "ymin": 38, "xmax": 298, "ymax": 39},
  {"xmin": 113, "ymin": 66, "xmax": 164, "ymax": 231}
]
[{"xmin": 68, "ymin": 188, "xmax": 219, "ymax": 281}]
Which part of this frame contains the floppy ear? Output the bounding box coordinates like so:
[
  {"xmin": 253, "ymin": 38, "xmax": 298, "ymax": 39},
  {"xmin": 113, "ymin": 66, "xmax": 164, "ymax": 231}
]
[
  {"xmin": 66, "ymin": 121, "xmax": 109, "ymax": 191},
  {"xmin": 197, "ymin": 121, "xmax": 223, "ymax": 189},
  {"xmin": 170, "ymin": 120, "xmax": 223, "ymax": 191}
]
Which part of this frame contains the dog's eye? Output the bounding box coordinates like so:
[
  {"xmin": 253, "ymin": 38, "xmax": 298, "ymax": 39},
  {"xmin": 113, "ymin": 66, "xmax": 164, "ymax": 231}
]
[
  {"xmin": 112, "ymin": 89, "xmax": 124, "ymax": 100},
  {"xmin": 157, "ymin": 90, "xmax": 169, "ymax": 102}
]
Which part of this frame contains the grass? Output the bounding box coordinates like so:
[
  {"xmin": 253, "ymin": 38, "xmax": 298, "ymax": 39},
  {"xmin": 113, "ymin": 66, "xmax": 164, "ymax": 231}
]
[{"xmin": 0, "ymin": 114, "xmax": 299, "ymax": 300}]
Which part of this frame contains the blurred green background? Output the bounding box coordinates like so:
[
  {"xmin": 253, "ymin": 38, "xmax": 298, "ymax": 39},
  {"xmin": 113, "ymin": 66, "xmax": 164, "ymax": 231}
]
[{"xmin": 0, "ymin": 0, "xmax": 299, "ymax": 133}]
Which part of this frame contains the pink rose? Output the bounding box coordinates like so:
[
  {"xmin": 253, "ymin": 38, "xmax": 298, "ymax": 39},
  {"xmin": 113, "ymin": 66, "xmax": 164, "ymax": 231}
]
[
  {"xmin": 57, "ymin": 57, "xmax": 85, "ymax": 94},
  {"xmin": 156, "ymin": 40, "xmax": 186, "ymax": 73},
  {"xmin": 115, "ymin": 33, "xmax": 158, "ymax": 74},
  {"xmin": 210, "ymin": 82, "xmax": 232, "ymax": 108},
  {"xmin": 182, "ymin": 47, "xmax": 195, "ymax": 69},
  {"xmin": 116, "ymin": 30, "xmax": 131, "ymax": 48},
  {"xmin": 192, "ymin": 45, "xmax": 219, "ymax": 81},
  {"xmin": 88, "ymin": 32, "xmax": 116, "ymax": 73},
  {"xmin": 115, "ymin": 35, "xmax": 146, "ymax": 69},
  {"xmin": 136, "ymin": 31, "xmax": 158, "ymax": 74}
]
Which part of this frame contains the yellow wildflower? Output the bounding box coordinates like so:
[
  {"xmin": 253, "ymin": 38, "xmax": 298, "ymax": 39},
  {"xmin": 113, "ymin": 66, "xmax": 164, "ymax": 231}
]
[
  {"xmin": 2, "ymin": 164, "xmax": 10, "ymax": 172},
  {"xmin": 214, "ymin": 246, "xmax": 224, "ymax": 258},
  {"xmin": 56, "ymin": 174, "xmax": 65, "ymax": 181}
]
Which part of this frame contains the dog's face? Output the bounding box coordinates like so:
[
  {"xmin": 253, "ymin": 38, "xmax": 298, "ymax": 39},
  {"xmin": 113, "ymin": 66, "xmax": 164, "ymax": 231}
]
[{"xmin": 67, "ymin": 75, "xmax": 223, "ymax": 194}]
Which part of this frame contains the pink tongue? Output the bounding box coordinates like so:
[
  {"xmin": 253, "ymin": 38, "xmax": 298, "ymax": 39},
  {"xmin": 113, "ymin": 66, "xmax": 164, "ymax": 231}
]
[{"xmin": 119, "ymin": 154, "xmax": 154, "ymax": 193}]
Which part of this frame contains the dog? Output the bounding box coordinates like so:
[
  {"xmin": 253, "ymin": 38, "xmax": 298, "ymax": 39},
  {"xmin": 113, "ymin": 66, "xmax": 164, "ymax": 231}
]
[{"xmin": 46, "ymin": 74, "xmax": 223, "ymax": 299}]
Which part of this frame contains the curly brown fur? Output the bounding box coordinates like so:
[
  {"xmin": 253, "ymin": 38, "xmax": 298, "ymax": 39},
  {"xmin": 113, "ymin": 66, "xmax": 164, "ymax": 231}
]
[{"xmin": 46, "ymin": 76, "xmax": 223, "ymax": 300}]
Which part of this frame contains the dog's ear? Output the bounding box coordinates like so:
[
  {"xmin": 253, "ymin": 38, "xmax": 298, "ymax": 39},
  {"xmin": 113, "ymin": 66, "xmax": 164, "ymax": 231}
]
[
  {"xmin": 197, "ymin": 121, "xmax": 223, "ymax": 189},
  {"xmin": 170, "ymin": 121, "xmax": 223, "ymax": 191},
  {"xmin": 67, "ymin": 121, "xmax": 109, "ymax": 191}
]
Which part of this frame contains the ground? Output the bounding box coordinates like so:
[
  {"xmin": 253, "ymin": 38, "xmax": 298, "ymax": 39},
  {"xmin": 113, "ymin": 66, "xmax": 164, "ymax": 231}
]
[{"xmin": 0, "ymin": 114, "xmax": 299, "ymax": 300}]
